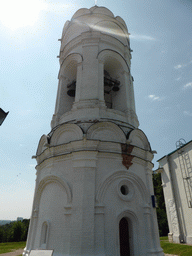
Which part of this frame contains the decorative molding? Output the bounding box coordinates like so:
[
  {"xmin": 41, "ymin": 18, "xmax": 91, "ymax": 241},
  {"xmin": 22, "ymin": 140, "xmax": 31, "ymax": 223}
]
[
  {"xmin": 168, "ymin": 199, "xmax": 179, "ymax": 233},
  {"xmin": 87, "ymin": 121, "xmax": 126, "ymax": 143},
  {"xmin": 64, "ymin": 204, "xmax": 72, "ymax": 215},
  {"xmin": 128, "ymin": 129, "xmax": 151, "ymax": 151},
  {"xmin": 96, "ymin": 170, "xmax": 148, "ymax": 204},
  {"xmin": 36, "ymin": 135, "xmax": 49, "ymax": 156},
  {"xmin": 97, "ymin": 49, "xmax": 130, "ymax": 72},
  {"xmin": 94, "ymin": 205, "xmax": 105, "ymax": 215},
  {"xmin": 50, "ymin": 123, "xmax": 83, "ymax": 146},
  {"xmin": 34, "ymin": 175, "xmax": 72, "ymax": 210},
  {"xmin": 32, "ymin": 209, "xmax": 38, "ymax": 218}
]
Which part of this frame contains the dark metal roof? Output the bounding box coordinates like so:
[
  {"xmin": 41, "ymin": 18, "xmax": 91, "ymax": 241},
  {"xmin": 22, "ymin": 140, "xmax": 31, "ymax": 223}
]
[{"xmin": 157, "ymin": 140, "xmax": 192, "ymax": 162}]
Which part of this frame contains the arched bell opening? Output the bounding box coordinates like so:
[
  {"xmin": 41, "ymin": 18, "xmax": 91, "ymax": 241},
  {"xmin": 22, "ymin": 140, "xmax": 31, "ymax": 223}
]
[
  {"xmin": 103, "ymin": 56, "xmax": 127, "ymax": 112},
  {"xmin": 67, "ymin": 80, "xmax": 76, "ymax": 97},
  {"xmin": 58, "ymin": 60, "xmax": 78, "ymax": 115},
  {"xmin": 65, "ymin": 60, "xmax": 77, "ymax": 99},
  {"xmin": 104, "ymin": 70, "xmax": 120, "ymax": 109}
]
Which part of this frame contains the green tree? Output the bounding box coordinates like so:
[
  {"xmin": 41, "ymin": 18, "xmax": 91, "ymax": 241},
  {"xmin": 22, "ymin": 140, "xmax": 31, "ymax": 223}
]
[
  {"xmin": 12, "ymin": 221, "xmax": 23, "ymax": 242},
  {"xmin": 21, "ymin": 219, "xmax": 30, "ymax": 241},
  {"xmin": 0, "ymin": 227, "xmax": 4, "ymax": 242},
  {"xmin": 153, "ymin": 171, "xmax": 169, "ymax": 237},
  {"xmin": 0, "ymin": 219, "xmax": 30, "ymax": 243}
]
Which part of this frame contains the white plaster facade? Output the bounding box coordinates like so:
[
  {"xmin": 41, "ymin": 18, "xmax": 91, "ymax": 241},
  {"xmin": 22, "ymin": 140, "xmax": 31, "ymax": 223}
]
[
  {"xmin": 158, "ymin": 140, "xmax": 192, "ymax": 245},
  {"xmin": 24, "ymin": 6, "xmax": 164, "ymax": 256}
]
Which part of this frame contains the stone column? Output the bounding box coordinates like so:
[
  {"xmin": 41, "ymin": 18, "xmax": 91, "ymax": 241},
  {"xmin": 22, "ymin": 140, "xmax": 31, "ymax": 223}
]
[{"xmin": 78, "ymin": 37, "xmax": 100, "ymax": 104}]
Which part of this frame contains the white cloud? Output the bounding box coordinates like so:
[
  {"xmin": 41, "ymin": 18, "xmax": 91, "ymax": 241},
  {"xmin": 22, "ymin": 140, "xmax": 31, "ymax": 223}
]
[
  {"xmin": 148, "ymin": 94, "xmax": 161, "ymax": 101},
  {"xmin": 174, "ymin": 61, "xmax": 192, "ymax": 70},
  {"xmin": 130, "ymin": 34, "xmax": 156, "ymax": 41},
  {"xmin": 183, "ymin": 111, "xmax": 192, "ymax": 117},
  {"xmin": 176, "ymin": 77, "xmax": 181, "ymax": 81},
  {"xmin": 184, "ymin": 82, "xmax": 192, "ymax": 89},
  {"xmin": 174, "ymin": 64, "xmax": 182, "ymax": 69}
]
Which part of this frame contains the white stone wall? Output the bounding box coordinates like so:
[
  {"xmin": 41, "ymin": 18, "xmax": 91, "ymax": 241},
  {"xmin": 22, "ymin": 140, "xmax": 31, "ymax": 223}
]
[
  {"xmin": 159, "ymin": 141, "xmax": 192, "ymax": 244},
  {"xmin": 24, "ymin": 122, "xmax": 164, "ymax": 256}
]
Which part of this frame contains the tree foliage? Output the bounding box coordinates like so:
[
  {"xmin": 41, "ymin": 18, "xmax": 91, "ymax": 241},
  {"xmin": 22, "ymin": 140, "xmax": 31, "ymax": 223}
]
[
  {"xmin": 153, "ymin": 171, "xmax": 169, "ymax": 237},
  {"xmin": 0, "ymin": 219, "xmax": 30, "ymax": 243}
]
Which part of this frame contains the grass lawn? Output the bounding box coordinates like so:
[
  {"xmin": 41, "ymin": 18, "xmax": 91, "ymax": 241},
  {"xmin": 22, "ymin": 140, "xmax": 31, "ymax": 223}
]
[
  {"xmin": 160, "ymin": 237, "xmax": 192, "ymax": 256},
  {"xmin": 1, "ymin": 239, "xmax": 192, "ymax": 256},
  {"xmin": 0, "ymin": 242, "xmax": 26, "ymax": 254}
]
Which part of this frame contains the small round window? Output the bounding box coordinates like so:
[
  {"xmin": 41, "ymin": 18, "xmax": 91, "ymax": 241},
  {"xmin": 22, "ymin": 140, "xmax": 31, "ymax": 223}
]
[
  {"xmin": 120, "ymin": 185, "xmax": 129, "ymax": 195},
  {"xmin": 117, "ymin": 180, "xmax": 134, "ymax": 201}
]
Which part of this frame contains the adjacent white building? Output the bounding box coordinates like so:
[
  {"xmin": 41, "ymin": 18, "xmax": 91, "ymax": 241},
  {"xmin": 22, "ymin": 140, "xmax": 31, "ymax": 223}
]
[
  {"xmin": 158, "ymin": 139, "xmax": 192, "ymax": 245},
  {"xmin": 24, "ymin": 6, "xmax": 164, "ymax": 256}
]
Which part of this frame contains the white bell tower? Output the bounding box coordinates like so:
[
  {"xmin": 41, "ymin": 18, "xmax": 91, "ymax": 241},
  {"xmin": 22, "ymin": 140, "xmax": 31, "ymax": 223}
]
[{"xmin": 24, "ymin": 6, "xmax": 164, "ymax": 256}]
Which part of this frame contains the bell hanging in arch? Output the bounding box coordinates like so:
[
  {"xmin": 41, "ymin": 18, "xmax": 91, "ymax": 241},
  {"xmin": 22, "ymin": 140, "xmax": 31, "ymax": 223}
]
[{"xmin": 67, "ymin": 81, "xmax": 76, "ymax": 97}]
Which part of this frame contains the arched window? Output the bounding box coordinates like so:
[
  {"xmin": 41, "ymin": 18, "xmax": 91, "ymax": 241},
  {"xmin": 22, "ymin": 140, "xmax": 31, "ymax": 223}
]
[
  {"xmin": 40, "ymin": 221, "xmax": 49, "ymax": 249},
  {"xmin": 119, "ymin": 217, "xmax": 130, "ymax": 256}
]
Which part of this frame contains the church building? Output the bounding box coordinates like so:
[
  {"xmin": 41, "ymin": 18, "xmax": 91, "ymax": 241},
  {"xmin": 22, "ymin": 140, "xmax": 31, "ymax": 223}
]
[
  {"xmin": 24, "ymin": 6, "xmax": 164, "ymax": 256},
  {"xmin": 158, "ymin": 139, "xmax": 192, "ymax": 245}
]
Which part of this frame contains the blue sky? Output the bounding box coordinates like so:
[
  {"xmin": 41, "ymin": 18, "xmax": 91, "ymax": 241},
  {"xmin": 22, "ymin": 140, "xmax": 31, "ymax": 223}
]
[{"xmin": 0, "ymin": 0, "xmax": 192, "ymax": 220}]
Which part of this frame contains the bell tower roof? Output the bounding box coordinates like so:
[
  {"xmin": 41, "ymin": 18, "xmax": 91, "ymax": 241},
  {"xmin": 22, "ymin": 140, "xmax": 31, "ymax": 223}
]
[
  {"xmin": 72, "ymin": 6, "xmax": 115, "ymax": 19},
  {"xmin": 71, "ymin": 6, "xmax": 127, "ymax": 28},
  {"xmin": 62, "ymin": 6, "xmax": 129, "ymax": 47}
]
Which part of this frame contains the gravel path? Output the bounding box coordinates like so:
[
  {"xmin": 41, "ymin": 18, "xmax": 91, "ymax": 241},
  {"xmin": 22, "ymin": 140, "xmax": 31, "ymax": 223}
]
[
  {"xmin": 0, "ymin": 249, "xmax": 24, "ymax": 256},
  {"xmin": 165, "ymin": 254, "xmax": 178, "ymax": 256}
]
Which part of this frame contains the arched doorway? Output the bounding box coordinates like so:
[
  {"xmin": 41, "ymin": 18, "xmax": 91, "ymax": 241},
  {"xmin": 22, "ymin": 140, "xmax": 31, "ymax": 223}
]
[{"xmin": 119, "ymin": 217, "xmax": 130, "ymax": 256}]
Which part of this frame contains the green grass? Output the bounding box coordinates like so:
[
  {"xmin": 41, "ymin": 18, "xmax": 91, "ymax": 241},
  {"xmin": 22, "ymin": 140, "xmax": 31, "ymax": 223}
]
[
  {"xmin": 160, "ymin": 237, "xmax": 192, "ymax": 256},
  {"xmin": 1, "ymin": 239, "xmax": 192, "ymax": 256},
  {"xmin": 160, "ymin": 236, "xmax": 169, "ymax": 241},
  {"xmin": 0, "ymin": 242, "xmax": 26, "ymax": 254}
]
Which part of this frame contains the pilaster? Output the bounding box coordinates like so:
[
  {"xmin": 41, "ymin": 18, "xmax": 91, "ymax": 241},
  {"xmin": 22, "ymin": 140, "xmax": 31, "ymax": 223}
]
[{"xmin": 69, "ymin": 151, "xmax": 98, "ymax": 255}]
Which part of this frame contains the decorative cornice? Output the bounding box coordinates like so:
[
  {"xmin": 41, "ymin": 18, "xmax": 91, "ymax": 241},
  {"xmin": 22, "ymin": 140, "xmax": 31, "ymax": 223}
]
[{"xmin": 60, "ymin": 31, "xmax": 127, "ymax": 61}]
